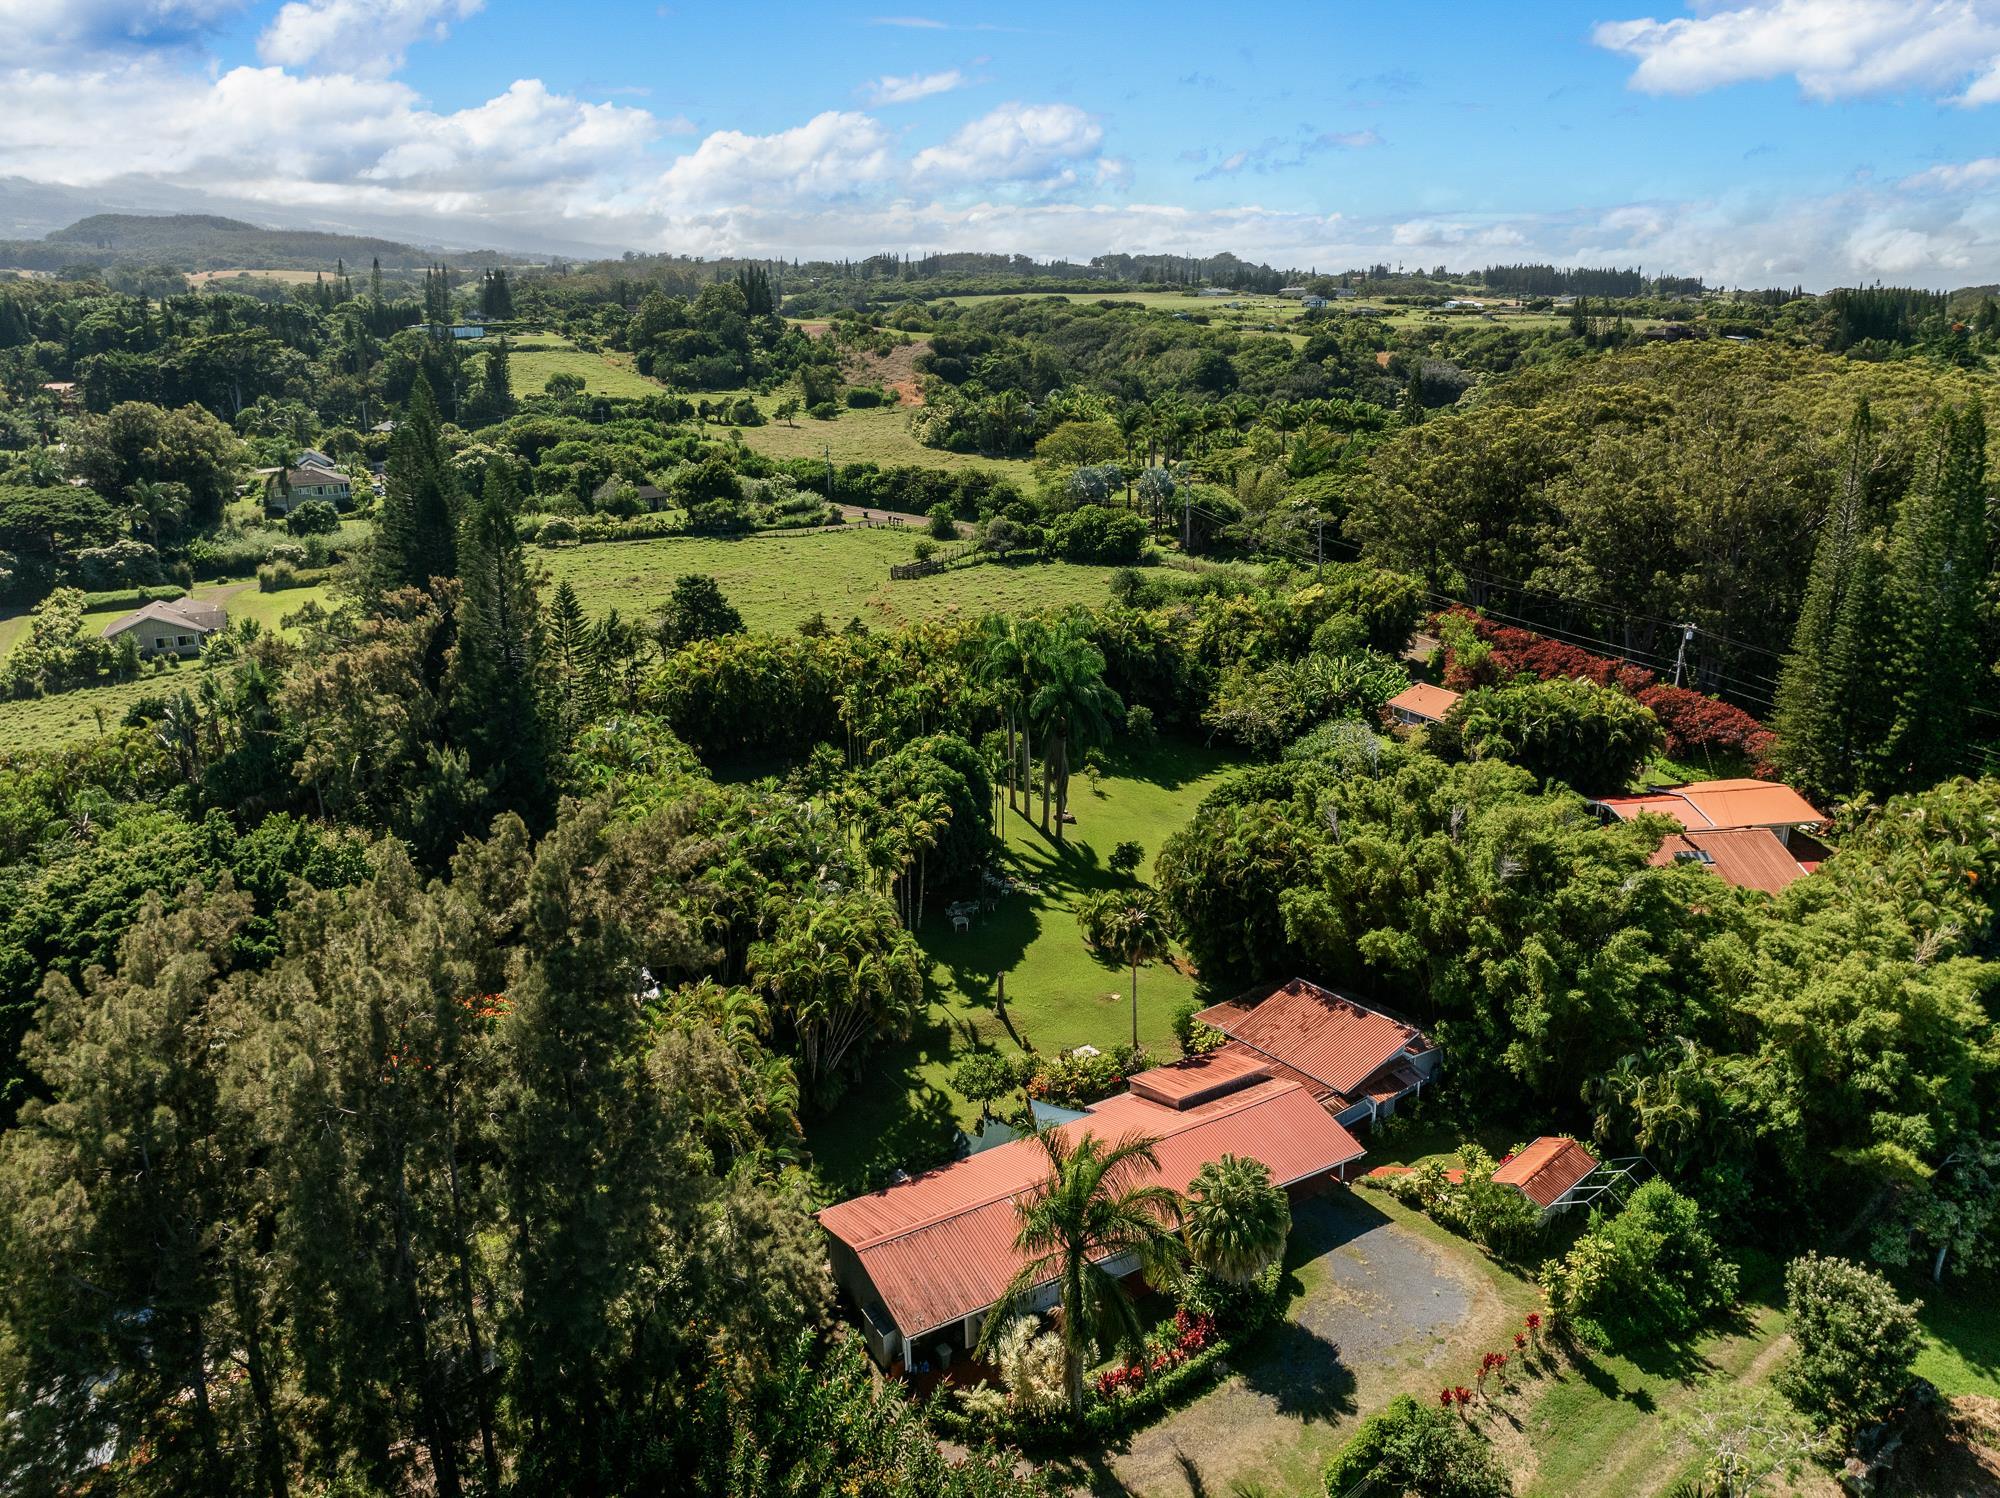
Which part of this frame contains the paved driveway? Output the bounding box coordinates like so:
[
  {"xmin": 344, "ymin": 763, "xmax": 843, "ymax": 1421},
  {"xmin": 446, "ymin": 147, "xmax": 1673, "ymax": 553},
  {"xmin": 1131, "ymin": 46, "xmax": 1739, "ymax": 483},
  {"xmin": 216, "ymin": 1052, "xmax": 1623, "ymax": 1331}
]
[{"xmin": 1098, "ymin": 1189, "xmax": 1495, "ymax": 1497}]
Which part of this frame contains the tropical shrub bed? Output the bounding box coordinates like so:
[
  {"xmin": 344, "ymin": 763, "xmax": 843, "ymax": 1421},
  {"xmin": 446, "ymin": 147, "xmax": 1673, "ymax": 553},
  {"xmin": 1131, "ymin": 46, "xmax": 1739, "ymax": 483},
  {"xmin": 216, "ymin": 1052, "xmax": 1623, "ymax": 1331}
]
[
  {"xmin": 931, "ymin": 1265, "xmax": 1287, "ymax": 1452},
  {"xmin": 1434, "ymin": 605, "xmax": 1776, "ymax": 767}
]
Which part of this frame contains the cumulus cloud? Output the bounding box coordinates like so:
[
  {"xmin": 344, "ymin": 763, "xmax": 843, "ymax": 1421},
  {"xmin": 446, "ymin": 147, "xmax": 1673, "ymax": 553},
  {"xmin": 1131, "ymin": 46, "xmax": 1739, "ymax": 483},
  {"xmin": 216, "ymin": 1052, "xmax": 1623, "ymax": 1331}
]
[
  {"xmin": 654, "ymin": 111, "xmax": 896, "ymax": 206},
  {"xmin": 260, "ymin": 0, "xmax": 483, "ymax": 76},
  {"xmin": 862, "ymin": 68, "xmax": 966, "ymax": 104},
  {"xmin": 911, "ymin": 101, "xmax": 1102, "ymax": 184},
  {"xmin": 1593, "ymin": 0, "xmax": 2000, "ymax": 104}
]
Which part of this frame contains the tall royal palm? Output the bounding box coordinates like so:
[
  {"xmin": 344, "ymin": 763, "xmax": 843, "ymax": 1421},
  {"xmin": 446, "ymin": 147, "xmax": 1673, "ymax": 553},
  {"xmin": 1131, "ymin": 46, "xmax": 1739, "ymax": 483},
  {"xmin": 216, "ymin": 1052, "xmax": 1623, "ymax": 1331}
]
[
  {"xmin": 978, "ymin": 1129, "xmax": 1183, "ymax": 1418},
  {"xmin": 1027, "ymin": 622, "xmax": 1121, "ymax": 843},
  {"xmin": 977, "ymin": 615, "xmax": 1047, "ymax": 818},
  {"xmin": 1078, "ymin": 888, "xmax": 1174, "ymax": 1049}
]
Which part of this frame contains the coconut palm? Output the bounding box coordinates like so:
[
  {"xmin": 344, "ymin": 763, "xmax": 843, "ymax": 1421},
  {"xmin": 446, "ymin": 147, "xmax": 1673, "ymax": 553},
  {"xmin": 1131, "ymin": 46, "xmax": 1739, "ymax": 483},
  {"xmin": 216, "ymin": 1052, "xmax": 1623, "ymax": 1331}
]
[
  {"xmin": 1183, "ymin": 1154, "xmax": 1291, "ymax": 1285},
  {"xmin": 1077, "ymin": 888, "xmax": 1175, "ymax": 1048},
  {"xmin": 977, "ymin": 1129, "xmax": 1184, "ymax": 1418}
]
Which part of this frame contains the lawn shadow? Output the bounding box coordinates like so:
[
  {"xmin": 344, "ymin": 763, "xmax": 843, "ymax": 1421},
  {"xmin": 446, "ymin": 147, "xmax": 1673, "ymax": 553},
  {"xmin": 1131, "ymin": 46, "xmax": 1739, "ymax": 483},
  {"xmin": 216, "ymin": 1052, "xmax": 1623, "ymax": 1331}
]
[
  {"xmin": 1101, "ymin": 734, "xmax": 1235, "ymax": 793},
  {"xmin": 1563, "ymin": 1344, "xmax": 1660, "ymax": 1414},
  {"xmin": 1235, "ymin": 1319, "xmax": 1359, "ymax": 1423},
  {"xmin": 1624, "ymin": 1333, "xmax": 1718, "ymax": 1385},
  {"xmin": 802, "ymin": 1025, "xmax": 965, "ymax": 1197}
]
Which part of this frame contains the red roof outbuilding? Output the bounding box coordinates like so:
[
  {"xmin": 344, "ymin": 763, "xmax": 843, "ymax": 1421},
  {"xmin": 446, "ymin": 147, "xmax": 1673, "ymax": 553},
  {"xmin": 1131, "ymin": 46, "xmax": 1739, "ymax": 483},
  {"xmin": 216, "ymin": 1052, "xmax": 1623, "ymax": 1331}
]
[{"xmin": 1491, "ymin": 1136, "xmax": 1598, "ymax": 1209}]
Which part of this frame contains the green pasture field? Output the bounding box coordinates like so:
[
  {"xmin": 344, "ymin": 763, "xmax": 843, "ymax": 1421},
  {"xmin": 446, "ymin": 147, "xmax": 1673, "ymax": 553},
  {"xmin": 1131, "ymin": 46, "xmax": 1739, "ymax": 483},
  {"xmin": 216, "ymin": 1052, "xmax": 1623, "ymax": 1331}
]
[
  {"xmin": 803, "ymin": 735, "xmax": 1240, "ymax": 1196},
  {"xmin": 0, "ymin": 673, "xmax": 188, "ymax": 749},
  {"xmin": 543, "ymin": 525, "xmax": 1118, "ymax": 634},
  {"xmin": 0, "ymin": 579, "xmax": 335, "ymax": 751},
  {"xmin": 735, "ymin": 399, "xmax": 1030, "ymax": 476},
  {"xmin": 508, "ymin": 338, "xmax": 664, "ymax": 400}
]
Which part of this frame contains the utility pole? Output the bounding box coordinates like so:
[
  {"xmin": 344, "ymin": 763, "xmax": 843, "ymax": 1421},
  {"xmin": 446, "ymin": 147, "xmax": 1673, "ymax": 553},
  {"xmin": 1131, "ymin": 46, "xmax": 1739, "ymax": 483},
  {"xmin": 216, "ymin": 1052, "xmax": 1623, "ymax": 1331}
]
[
  {"xmin": 1315, "ymin": 518, "xmax": 1324, "ymax": 576},
  {"xmin": 1671, "ymin": 622, "xmax": 1696, "ymax": 687},
  {"xmin": 1182, "ymin": 498, "xmax": 1191, "ymax": 554}
]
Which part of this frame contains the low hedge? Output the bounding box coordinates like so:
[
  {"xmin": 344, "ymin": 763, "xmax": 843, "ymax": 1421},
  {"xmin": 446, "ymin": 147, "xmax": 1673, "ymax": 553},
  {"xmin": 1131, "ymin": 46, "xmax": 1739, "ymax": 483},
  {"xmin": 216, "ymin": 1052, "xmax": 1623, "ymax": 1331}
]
[
  {"xmin": 79, "ymin": 584, "xmax": 187, "ymax": 610},
  {"xmin": 928, "ymin": 1266, "xmax": 1287, "ymax": 1453}
]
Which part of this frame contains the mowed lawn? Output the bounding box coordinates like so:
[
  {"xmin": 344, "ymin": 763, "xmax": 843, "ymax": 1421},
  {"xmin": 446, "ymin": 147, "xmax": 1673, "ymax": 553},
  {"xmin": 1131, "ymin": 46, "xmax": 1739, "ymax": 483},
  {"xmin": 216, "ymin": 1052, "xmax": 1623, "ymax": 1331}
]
[
  {"xmin": 508, "ymin": 335, "xmax": 664, "ymax": 400},
  {"xmin": 0, "ymin": 579, "xmax": 335, "ymax": 751},
  {"xmin": 804, "ymin": 735, "xmax": 1241, "ymax": 1197},
  {"xmin": 737, "ymin": 401, "xmax": 1030, "ymax": 477},
  {"xmin": 544, "ymin": 526, "xmax": 1121, "ymax": 634}
]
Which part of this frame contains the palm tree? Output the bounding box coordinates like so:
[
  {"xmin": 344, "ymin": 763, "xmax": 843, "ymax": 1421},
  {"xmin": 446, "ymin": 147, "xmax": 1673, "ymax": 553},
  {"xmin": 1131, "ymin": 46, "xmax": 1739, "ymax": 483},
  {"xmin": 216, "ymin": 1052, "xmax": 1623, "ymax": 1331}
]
[
  {"xmin": 977, "ymin": 1129, "xmax": 1184, "ymax": 1417},
  {"xmin": 1183, "ymin": 1154, "xmax": 1291, "ymax": 1285},
  {"xmin": 1077, "ymin": 888, "xmax": 1174, "ymax": 1047},
  {"xmin": 1028, "ymin": 622, "xmax": 1121, "ymax": 842},
  {"xmin": 977, "ymin": 615, "xmax": 1047, "ymax": 816}
]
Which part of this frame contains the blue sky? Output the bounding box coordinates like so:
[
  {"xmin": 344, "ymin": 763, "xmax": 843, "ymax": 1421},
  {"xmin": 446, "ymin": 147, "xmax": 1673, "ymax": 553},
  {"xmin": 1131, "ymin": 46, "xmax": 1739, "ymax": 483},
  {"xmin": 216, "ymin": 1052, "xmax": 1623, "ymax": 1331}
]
[{"xmin": 4, "ymin": 0, "xmax": 2000, "ymax": 285}]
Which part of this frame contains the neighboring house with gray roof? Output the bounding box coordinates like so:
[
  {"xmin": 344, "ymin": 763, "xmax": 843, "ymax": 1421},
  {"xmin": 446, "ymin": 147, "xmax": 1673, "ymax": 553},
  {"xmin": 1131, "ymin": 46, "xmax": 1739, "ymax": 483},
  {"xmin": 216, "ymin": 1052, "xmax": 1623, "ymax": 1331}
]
[
  {"xmin": 102, "ymin": 598, "xmax": 228, "ymax": 658},
  {"xmin": 268, "ymin": 466, "xmax": 353, "ymax": 515}
]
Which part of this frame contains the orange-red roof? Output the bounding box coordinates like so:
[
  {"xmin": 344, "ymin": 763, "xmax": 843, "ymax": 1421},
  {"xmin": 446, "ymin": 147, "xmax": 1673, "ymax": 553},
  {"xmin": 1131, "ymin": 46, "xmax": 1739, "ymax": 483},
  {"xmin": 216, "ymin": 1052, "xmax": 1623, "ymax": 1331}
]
[
  {"xmin": 817, "ymin": 1078, "xmax": 1363, "ymax": 1339},
  {"xmin": 1197, "ymin": 979, "xmax": 1427, "ymax": 1105},
  {"xmin": 1598, "ymin": 778, "xmax": 1822, "ymax": 832},
  {"xmin": 1491, "ymin": 1136, "xmax": 1598, "ymax": 1208},
  {"xmin": 1127, "ymin": 1049, "xmax": 1270, "ymax": 1109},
  {"xmin": 1649, "ymin": 827, "xmax": 1809, "ymax": 896},
  {"xmin": 1386, "ymin": 682, "xmax": 1461, "ymax": 722}
]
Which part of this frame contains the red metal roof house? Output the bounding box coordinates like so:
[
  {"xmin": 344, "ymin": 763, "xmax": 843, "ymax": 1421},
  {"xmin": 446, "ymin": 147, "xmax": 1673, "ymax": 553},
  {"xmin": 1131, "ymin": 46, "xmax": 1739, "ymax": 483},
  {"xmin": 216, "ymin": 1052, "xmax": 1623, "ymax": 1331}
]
[
  {"xmin": 817, "ymin": 1057, "xmax": 1366, "ymax": 1372},
  {"xmin": 1386, "ymin": 681, "xmax": 1462, "ymax": 727},
  {"xmin": 1194, "ymin": 978, "xmax": 1440, "ymax": 1131}
]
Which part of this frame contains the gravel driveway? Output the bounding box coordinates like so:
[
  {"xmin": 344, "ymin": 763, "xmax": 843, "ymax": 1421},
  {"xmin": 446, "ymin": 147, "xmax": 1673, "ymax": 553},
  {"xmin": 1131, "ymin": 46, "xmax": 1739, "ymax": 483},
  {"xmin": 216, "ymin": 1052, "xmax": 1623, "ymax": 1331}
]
[{"xmin": 1098, "ymin": 1188, "xmax": 1490, "ymax": 1497}]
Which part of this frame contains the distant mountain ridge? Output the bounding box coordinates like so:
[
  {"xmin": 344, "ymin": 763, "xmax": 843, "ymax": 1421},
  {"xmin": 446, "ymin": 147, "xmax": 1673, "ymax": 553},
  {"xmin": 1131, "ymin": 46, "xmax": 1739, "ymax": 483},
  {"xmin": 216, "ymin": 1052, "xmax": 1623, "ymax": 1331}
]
[{"xmin": 1, "ymin": 212, "xmax": 531, "ymax": 274}]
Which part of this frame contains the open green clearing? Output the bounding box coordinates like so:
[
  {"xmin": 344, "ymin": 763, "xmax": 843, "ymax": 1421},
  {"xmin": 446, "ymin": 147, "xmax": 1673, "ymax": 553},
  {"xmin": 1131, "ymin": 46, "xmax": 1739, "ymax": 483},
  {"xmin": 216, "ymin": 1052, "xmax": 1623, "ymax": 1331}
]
[
  {"xmin": 507, "ymin": 335, "xmax": 664, "ymax": 400},
  {"xmin": 0, "ymin": 579, "xmax": 334, "ymax": 750},
  {"xmin": 545, "ymin": 526, "xmax": 1119, "ymax": 633},
  {"xmin": 803, "ymin": 736, "xmax": 1239, "ymax": 1197},
  {"xmin": 736, "ymin": 398, "xmax": 1031, "ymax": 476}
]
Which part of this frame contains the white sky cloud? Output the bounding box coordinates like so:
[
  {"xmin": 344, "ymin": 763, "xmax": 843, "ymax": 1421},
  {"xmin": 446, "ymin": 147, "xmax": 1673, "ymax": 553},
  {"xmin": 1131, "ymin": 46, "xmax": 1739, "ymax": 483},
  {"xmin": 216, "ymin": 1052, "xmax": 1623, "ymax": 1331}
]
[
  {"xmin": 654, "ymin": 111, "xmax": 897, "ymax": 206},
  {"xmin": 260, "ymin": 0, "xmax": 483, "ymax": 77},
  {"xmin": 910, "ymin": 101, "xmax": 1101, "ymax": 183},
  {"xmin": 862, "ymin": 68, "xmax": 966, "ymax": 104},
  {"xmin": 1593, "ymin": 0, "xmax": 2000, "ymax": 104},
  {"xmin": 0, "ymin": 9, "xmax": 1994, "ymax": 285}
]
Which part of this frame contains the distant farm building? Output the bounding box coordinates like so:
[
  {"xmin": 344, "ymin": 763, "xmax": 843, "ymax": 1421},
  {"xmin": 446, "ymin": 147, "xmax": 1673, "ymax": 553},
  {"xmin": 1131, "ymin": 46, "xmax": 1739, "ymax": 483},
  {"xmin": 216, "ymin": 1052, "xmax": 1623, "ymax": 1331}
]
[
  {"xmin": 1592, "ymin": 778, "xmax": 1823, "ymax": 842},
  {"xmin": 268, "ymin": 467, "xmax": 354, "ymax": 515},
  {"xmin": 1491, "ymin": 1137, "xmax": 1599, "ymax": 1219},
  {"xmin": 1595, "ymin": 778, "xmax": 1826, "ymax": 895},
  {"xmin": 102, "ymin": 598, "xmax": 227, "ymax": 658},
  {"xmin": 1300, "ymin": 294, "xmax": 1328, "ymax": 309}
]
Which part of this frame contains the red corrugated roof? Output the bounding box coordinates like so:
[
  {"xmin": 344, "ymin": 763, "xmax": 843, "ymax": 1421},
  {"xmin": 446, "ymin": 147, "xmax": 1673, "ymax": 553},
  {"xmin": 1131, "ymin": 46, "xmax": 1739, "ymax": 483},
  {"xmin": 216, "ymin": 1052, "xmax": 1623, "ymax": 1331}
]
[
  {"xmin": 1386, "ymin": 682, "xmax": 1461, "ymax": 722},
  {"xmin": 817, "ymin": 1078, "xmax": 1364, "ymax": 1339},
  {"xmin": 1127, "ymin": 1049, "xmax": 1270, "ymax": 1108},
  {"xmin": 1491, "ymin": 1136, "xmax": 1597, "ymax": 1208},
  {"xmin": 1598, "ymin": 778, "xmax": 1822, "ymax": 832},
  {"xmin": 1649, "ymin": 827, "xmax": 1809, "ymax": 896},
  {"xmin": 1196, "ymin": 979, "xmax": 1424, "ymax": 1100}
]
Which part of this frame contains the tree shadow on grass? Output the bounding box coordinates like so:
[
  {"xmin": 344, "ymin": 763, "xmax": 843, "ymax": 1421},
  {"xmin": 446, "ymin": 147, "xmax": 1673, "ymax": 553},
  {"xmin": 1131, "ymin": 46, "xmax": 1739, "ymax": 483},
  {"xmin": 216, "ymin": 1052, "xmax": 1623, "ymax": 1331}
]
[
  {"xmin": 1563, "ymin": 1344, "xmax": 1660, "ymax": 1414},
  {"xmin": 1235, "ymin": 1319, "xmax": 1359, "ymax": 1424},
  {"xmin": 1101, "ymin": 734, "xmax": 1235, "ymax": 794},
  {"xmin": 1623, "ymin": 1331, "xmax": 1719, "ymax": 1385}
]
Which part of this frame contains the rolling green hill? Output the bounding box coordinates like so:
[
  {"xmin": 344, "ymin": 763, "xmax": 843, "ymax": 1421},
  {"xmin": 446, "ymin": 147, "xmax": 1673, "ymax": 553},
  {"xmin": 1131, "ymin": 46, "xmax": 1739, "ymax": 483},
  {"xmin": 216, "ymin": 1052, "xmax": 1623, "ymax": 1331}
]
[{"xmin": 0, "ymin": 213, "xmax": 522, "ymax": 274}]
